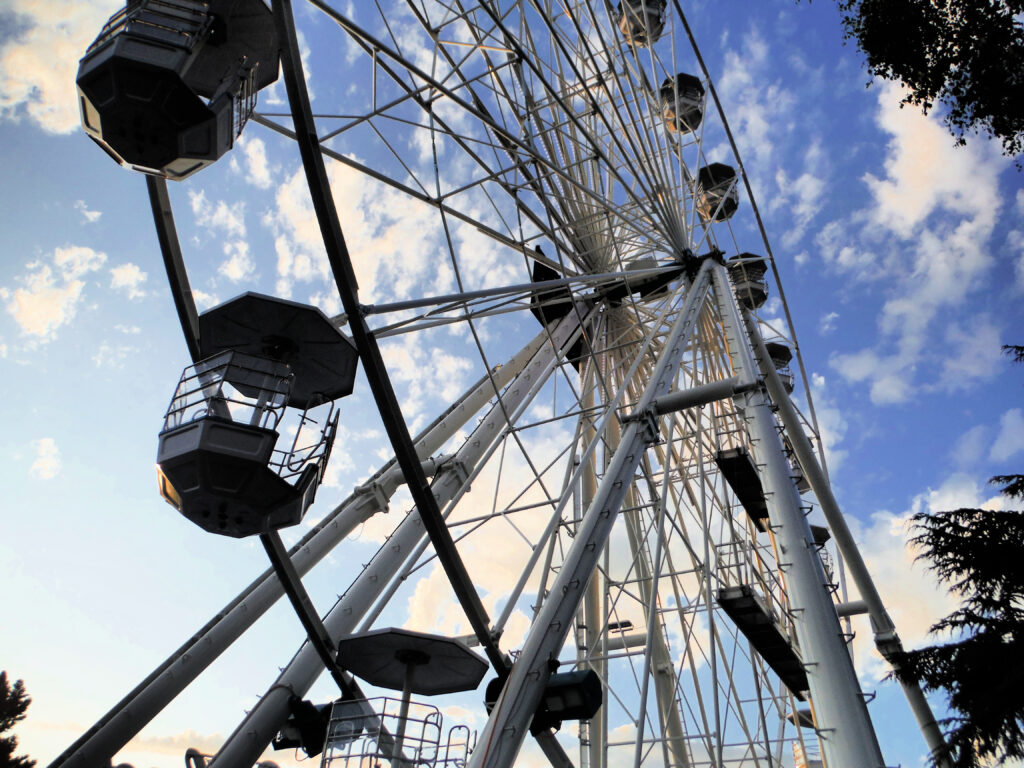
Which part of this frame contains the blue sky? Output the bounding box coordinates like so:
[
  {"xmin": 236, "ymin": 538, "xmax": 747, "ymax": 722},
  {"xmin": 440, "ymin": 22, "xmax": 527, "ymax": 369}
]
[{"xmin": 1, "ymin": 1, "xmax": 1023, "ymax": 767}]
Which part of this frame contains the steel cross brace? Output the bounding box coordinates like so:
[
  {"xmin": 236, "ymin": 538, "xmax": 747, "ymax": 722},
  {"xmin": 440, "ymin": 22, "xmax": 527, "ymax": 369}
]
[
  {"xmin": 272, "ymin": 0, "xmax": 507, "ymax": 674},
  {"xmin": 468, "ymin": 259, "xmax": 715, "ymax": 768},
  {"xmin": 741, "ymin": 309, "xmax": 951, "ymax": 768},
  {"xmin": 208, "ymin": 305, "xmax": 593, "ymax": 768}
]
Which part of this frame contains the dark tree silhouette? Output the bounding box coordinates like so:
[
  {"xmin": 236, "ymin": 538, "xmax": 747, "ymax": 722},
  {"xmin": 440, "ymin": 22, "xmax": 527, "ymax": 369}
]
[
  {"xmin": 891, "ymin": 347, "xmax": 1024, "ymax": 767},
  {"xmin": 832, "ymin": 0, "xmax": 1024, "ymax": 159},
  {"xmin": 1004, "ymin": 345, "xmax": 1024, "ymax": 364},
  {"xmin": 0, "ymin": 672, "xmax": 35, "ymax": 768}
]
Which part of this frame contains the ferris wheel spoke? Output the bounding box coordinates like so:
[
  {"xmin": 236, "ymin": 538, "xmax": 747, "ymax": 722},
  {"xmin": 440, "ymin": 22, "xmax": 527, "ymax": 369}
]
[
  {"xmin": 309, "ymin": 0, "xmax": 587, "ymax": 252},
  {"xmin": 552, "ymin": 4, "xmax": 687, "ymax": 241},
  {"xmin": 474, "ymin": 5, "xmax": 682, "ymax": 257},
  {"xmin": 529, "ymin": 5, "xmax": 672, "ymax": 207}
]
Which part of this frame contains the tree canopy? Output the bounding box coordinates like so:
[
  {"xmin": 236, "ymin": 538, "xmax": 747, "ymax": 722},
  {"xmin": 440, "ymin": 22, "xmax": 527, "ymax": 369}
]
[
  {"xmin": 0, "ymin": 672, "xmax": 35, "ymax": 768},
  {"xmin": 833, "ymin": 0, "xmax": 1024, "ymax": 159},
  {"xmin": 891, "ymin": 347, "xmax": 1024, "ymax": 767}
]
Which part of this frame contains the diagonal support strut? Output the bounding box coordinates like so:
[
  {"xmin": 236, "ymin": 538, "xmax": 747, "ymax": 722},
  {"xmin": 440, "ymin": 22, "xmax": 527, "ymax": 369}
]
[{"xmin": 271, "ymin": 0, "xmax": 507, "ymax": 675}]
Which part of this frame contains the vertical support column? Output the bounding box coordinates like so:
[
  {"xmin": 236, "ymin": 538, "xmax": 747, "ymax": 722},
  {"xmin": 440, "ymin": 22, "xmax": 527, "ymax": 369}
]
[
  {"xmin": 742, "ymin": 312, "xmax": 950, "ymax": 768},
  {"xmin": 710, "ymin": 263, "xmax": 885, "ymax": 768},
  {"xmin": 578, "ymin": 372, "xmax": 605, "ymax": 768},
  {"xmin": 468, "ymin": 261, "xmax": 714, "ymax": 768},
  {"xmin": 210, "ymin": 308, "xmax": 589, "ymax": 768},
  {"xmin": 622, "ymin": 502, "xmax": 689, "ymax": 768}
]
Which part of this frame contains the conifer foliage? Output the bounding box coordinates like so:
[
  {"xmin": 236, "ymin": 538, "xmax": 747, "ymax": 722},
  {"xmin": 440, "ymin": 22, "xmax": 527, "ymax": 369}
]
[
  {"xmin": 892, "ymin": 347, "xmax": 1024, "ymax": 767},
  {"xmin": 0, "ymin": 672, "xmax": 35, "ymax": 768}
]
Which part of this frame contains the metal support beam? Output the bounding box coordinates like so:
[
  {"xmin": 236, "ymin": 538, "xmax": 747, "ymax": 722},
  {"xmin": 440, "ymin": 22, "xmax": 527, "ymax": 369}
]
[
  {"xmin": 579, "ymin": 381, "xmax": 604, "ymax": 768},
  {"xmin": 272, "ymin": 0, "xmax": 503, "ymax": 673},
  {"xmin": 467, "ymin": 261, "xmax": 714, "ymax": 768},
  {"xmin": 623, "ymin": 492, "xmax": 690, "ymax": 768},
  {"xmin": 535, "ymin": 730, "xmax": 577, "ymax": 768},
  {"xmin": 360, "ymin": 264, "xmax": 682, "ymax": 317},
  {"xmin": 712, "ymin": 264, "xmax": 885, "ymax": 768},
  {"xmin": 259, "ymin": 531, "xmax": 357, "ymax": 697},
  {"xmin": 742, "ymin": 310, "xmax": 951, "ymax": 768},
  {"xmin": 146, "ymin": 175, "xmax": 200, "ymax": 362},
  {"xmin": 50, "ymin": 329, "xmax": 547, "ymax": 768},
  {"xmin": 209, "ymin": 308, "xmax": 589, "ymax": 767},
  {"xmin": 836, "ymin": 600, "xmax": 869, "ymax": 618},
  {"xmin": 650, "ymin": 376, "xmax": 753, "ymax": 415}
]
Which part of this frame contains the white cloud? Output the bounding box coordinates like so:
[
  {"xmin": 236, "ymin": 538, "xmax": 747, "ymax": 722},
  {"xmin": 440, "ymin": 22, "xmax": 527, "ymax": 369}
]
[
  {"xmin": 950, "ymin": 424, "xmax": 987, "ymax": 468},
  {"xmin": 191, "ymin": 289, "xmax": 220, "ymax": 310},
  {"xmin": 297, "ymin": 27, "xmax": 314, "ymax": 101},
  {"xmin": 265, "ymin": 159, "xmax": 451, "ymax": 303},
  {"xmin": 240, "ymin": 136, "xmax": 273, "ymax": 189},
  {"xmin": 808, "ymin": 372, "xmax": 847, "ymax": 470},
  {"xmin": 815, "ymin": 219, "xmax": 878, "ymax": 276},
  {"xmin": 109, "ymin": 263, "xmax": 147, "ymax": 300},
  {"xmin": 121, "ymin": 729, "xmax": 226, "ymax": 759},
  {"xmin": 717, "ymin": 27, "xmax": 793, "ymax": 167},
  {"xmin": 55, "ymin": 245, "xmax": 107, "ymax": 280},
  {"xmin": 990, "ymin": 408, "xmax": 1024, "ymax": 463},
  {"xmin": 309, "ymin": 289, "xmax": 342, "ymax": 318},
  {"xmin": 819, "ymin": 311, "xmax": 838, "ymax": 335},
  {"xmin": 218, "ymin": 240, "xmax": 255, "ymax": 283},
  {"xmin": 30, "ymin": 437, "xmax": 61, "ymax": 479},
  {"xmin": 189, "ymin": 190, "xmax": 247, "ymax": 238},
  {"xmin": 379, "ymin": 333, "xmax": 473, "ymax": 421},
  {"xmin": 92, "ymin": 341, "xmax": 135, "ymax": 369},
  {"xmin": 1008, "ymin": 227, "xmax": 1024, "ymax": 292},
  {"xmin": 1, "ymin": 265, "xmax": 84, "ymax": 341},
  {"xmin": 73, "ymin": 200, "xmax": 101, "ymax": 223},
  {"xmin": 830, "ymin": 348, "xmax": 912, "ymax": 405},
  {"xmin": 0, "ymin": 0, "xmax": 121, "ymax": 134},
  {"xmin": 775, "ymin": 140, "xmax": 827, "ymax": 248},
  {"xmin": 827, "ymin": 81, "xmax": 1008, "ymax": 403},
  {"xmin": 863, "ymin": 82, "xmax": 1001, "ymax": 239},
  {"xmin": 1, "ymin": 247, "xmax": 106, "ymax": 341},
  {"xmin": 937, "ymin": 316, "xmax": 1002, "ymax": 392},
  {"xmin": 406, "ymin": 564, "xmax": 469, "ymax": 637}
]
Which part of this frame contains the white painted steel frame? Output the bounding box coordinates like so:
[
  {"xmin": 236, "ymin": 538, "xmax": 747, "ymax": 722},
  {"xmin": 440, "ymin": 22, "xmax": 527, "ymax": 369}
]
[
  {"xmin": 55, "ymin": 1, "xmax": 947, "ymax": 767},
  {"xmin": 52, "ymin": 325, "xmax": 558, "ymax": 768},
  {"xmin": 468, "ymin": 260, "xmax": 714, "ymax": 768},
  {"xmin": 211, "ymin": 306, "xmax": 595, "ymax": 767},
  {"xmin": 743, "ymin": 312, "xmax": 951, "ymax": 768},
  {"xmin": 711, "ymin": 264, "xmax": 885, "ymax": 768}
]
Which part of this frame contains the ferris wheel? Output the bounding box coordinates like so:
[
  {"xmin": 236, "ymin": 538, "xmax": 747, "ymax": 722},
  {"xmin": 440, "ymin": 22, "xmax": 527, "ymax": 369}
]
[{"xmin": 60, "ymin": 2, "xmax": 949, "ymax": 768}]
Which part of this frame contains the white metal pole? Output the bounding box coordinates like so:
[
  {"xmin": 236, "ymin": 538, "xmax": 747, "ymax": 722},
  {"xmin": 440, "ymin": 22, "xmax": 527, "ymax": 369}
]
[
  {"xmin": 580, "ymin": 379, "xmax": 605, "ymax": 768},
  {"xmin": 393, "ymin": 666, "xmax": 415, "ymax": 768},
  {"xmin": 468, "ymin": 261, "xmax": 714, "ymax": 768},
  {"xmin": 52, "ymin": 329, "xmax": 551, "ymax": 768},
  {"xmin": 741, "ymin": 310, "xmax": 950, "ymax": 768},
  {"xmin": 711, "ymin": 263, "xmax": 885, "ymax": 768},
  {"xmin": 209, "ymin": 309, "xmax": 590, "ymax": 768}
]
